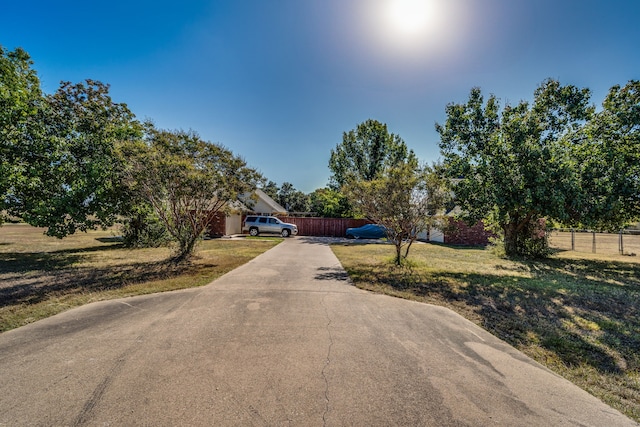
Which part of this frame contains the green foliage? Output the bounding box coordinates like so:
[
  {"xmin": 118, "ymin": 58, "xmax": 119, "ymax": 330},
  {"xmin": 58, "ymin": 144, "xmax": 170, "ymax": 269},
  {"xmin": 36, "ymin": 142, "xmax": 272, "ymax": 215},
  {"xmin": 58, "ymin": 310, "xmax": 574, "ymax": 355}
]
[
  {"xmin": 308, "ymin": 187, "xmax": 354, "ymax": 218},
  {"xmin": 123, "ymin": 127, "xmax": 262, "ymax": 261},
  {"xmin": 573, "ymin": 80, "xmax": 640, "ymax": 230},
  {"xmin": 327, "ymin": 119, "xmax": 419, "ymax": 223},
  {"xmin": 345, "ymin": 162, "xmax": 448, "ymax": 265},
  {"xmin": 438, "ymin": 78, "xmax": 640, "ymax": 257},
  {"xmin": 331, "ymin": 119, "xmax": 445, "ymax": 264},
  {"xmin": 0, "ymin": 45, "xmax": 44, "ymax": 224},
  {"xmin": 261, "ymin": 180, "xmax": 279, "ymax": 201},
  {"xmin": 487, "ymin": 236, "xmax": 507, "ymax": 258},
  {"xmin": 493, "ymin": 217, "xmax": 552, "ymax": 258},
  {"xmin": 328, "ymin": 119, "xmax": 417, "ymax": 189},
  {"xmin": 2, "ymin": 45, "xmax": 141, "ymax": 236},
  {"xmin": 437, "ymin": 79, "xmax": 593, "ymax": 257},
  {"xmin": 261, "ymin": 182, "xmax": 355, "ymax": 218},
  {"xmin": 6, "ymin": 78, "xmax": 142, "ymax": 237},
  {"xmin": 1, "ymin": 45, "xmax": 263, "ymax": 253},
  {"xmin": 120, "ymin": 203, "xmax": 171, "ymax": 248},
  {"xmin": 259, "ymin": 181, "xmax": 310, "ymax": 214},
  {"xmin": 277, "ymin": 182, "xmax": 309, "ymax": 213}
]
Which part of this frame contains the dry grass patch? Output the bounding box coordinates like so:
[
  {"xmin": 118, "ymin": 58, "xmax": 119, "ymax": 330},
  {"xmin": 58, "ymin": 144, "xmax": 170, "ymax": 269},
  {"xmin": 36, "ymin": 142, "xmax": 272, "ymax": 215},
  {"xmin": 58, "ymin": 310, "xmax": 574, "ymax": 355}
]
[
  {"xmin": 331, "ymin": 241, "xmax": 640, "ymax": 422},
  {"xmin": 0, "ymin": 224, "xmax": 280, "ymax": 332}
]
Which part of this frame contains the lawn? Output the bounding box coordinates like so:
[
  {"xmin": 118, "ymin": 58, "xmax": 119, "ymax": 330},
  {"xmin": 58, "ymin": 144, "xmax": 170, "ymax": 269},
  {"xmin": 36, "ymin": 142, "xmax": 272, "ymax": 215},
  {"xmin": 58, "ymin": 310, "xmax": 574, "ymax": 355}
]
[
  {"xmin": 331, "ymin": 241, "xmax": 640, "ymax": 422},
  {"xmin": 0, "ymin": 224, "xmax": 280, "ymax": 333}
]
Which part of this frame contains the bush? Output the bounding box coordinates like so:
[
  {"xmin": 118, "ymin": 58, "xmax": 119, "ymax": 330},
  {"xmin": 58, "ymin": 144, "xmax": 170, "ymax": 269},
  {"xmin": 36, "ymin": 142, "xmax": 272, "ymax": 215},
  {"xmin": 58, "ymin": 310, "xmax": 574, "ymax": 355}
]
[
  {"xmin": 517, "ymin": 218, "xmax": 552, "ymax": 258},
  {"xmin": 488, "ymin": 236, "xmax": 507, "ymax": 258},
  {"xmin": 121, "ymin": 208, "xmax": 171, "ymax": 248},
  {"xmin": 489, "ymin": 217, "xmax": 552, "ymax": 258}
]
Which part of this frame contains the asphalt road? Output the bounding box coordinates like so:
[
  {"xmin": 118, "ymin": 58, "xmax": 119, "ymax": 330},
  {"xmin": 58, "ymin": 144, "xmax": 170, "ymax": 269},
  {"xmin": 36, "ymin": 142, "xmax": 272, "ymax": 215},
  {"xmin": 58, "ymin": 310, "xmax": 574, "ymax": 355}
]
[{"xmin": 0, "ymin": 237, "xmax": 636, "ymax": 426}]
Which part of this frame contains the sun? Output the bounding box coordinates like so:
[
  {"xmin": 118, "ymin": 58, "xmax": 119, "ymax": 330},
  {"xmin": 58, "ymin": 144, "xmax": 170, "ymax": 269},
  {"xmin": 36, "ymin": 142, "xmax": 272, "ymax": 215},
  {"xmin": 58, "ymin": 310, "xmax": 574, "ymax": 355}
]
[
  {"xmin": 354, "ymin": 0, "xmax": 468, "ymax": 66},
  {"xmin": 384, "ymin": 0, "xmax": 435, "ymax": 39}
]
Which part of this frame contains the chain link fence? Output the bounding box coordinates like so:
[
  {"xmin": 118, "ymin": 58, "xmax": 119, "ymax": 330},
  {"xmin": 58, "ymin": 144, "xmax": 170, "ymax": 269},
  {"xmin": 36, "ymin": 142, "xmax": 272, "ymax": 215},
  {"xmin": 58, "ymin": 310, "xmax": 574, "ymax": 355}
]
[{"xmin": 548, "ymin": 229, "xmax": 640, "ymax": 257}]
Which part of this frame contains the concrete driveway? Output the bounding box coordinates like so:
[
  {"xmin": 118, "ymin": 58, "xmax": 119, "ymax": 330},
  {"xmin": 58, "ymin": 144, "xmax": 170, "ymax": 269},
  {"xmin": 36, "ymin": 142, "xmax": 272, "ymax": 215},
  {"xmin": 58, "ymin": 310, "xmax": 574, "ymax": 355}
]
[{"xmin": 0, "ymin": 237, "xmax": 636, "ymax": 426}]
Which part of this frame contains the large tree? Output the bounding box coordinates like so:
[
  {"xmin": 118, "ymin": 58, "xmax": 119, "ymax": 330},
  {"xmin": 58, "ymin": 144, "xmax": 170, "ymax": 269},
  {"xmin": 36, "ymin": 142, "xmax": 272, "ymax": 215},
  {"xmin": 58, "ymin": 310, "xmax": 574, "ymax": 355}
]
[
  {"xmin": 259, "ymin": 181, "xmax": 310, "ymax": 214},
  {"xmin": 308, "ymin": 187, "xmax": 353, "ymax": 218},
  {"xmin": 6, "ymin": 79, "xmax": 141, "ymax": 237},
  {"xmin": 123, "ymin": 128, "xmax": 262, "ymax": 261},
  {"xmin": 0, "ymin": 46, "xmax": 44, "ymax": 223},
  {"xmin": 260, "ymin": 180, "xmax": 279, "ymax": 201},
  {"xmin": 277, "ymin": 182, "xmax": 309, "ymax": 213},
  {"xmin": 574, "ymin": 80, "xmax": 640, "ymax": 230},
  {"xmin": 329, "ymin": 119, "xmax": 417, "ymax": 189},
  {"xmin": 437, "ymin": 79, "xmax": 593, "ymax": 257},
  {"xmin": 346, "ymin": 161, "xmax": 448, "ymax": 265}
]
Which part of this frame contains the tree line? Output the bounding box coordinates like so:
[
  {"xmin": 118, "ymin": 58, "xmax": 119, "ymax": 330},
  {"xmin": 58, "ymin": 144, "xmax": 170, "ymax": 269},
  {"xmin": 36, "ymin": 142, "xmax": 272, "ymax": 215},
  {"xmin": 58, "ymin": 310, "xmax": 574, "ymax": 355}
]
[
  {"xmin": 330, "ymin": 81, "xmax": 639, "ymax": 261},
  {"xmin": 3, "ymin": 44, "xmax": 639, "ymax": 262},
  {"xmin": 0, "ymin": 45, "xmax": 353, "ymax": 259},
  {"xmin": 437, "ymin": 79, "xmax": 640, "ymax": 257},
  {"xmin": 1, "ymin": 46, "xmax": 261, "ymax": 260}
]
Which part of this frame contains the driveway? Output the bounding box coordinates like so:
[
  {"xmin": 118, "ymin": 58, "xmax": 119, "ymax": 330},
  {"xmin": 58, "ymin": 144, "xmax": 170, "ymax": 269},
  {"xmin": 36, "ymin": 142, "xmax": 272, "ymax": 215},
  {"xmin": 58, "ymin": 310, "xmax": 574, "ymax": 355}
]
[{"xmin": 0, "ymin": 237, "xmax": 635, "ymax": 426}]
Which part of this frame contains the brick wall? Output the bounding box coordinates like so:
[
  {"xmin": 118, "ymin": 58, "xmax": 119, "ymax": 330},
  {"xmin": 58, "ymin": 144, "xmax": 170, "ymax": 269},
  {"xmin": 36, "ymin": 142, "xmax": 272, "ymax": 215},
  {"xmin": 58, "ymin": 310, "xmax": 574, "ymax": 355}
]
[
  {"xmin": 444, "ymin": 218, "xmax": 494, "ymax": 245},
  {"xmin": 206, "ymin": 211, "xmax": 227, "ymax": 237}
]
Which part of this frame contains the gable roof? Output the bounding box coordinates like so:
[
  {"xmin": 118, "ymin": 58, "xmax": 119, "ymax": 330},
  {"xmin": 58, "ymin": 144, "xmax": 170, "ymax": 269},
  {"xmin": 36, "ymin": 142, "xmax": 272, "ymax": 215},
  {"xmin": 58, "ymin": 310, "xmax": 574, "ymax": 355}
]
[{"xmin": 239, "ymin": 188, "xmax": 287, "ymax": 215}]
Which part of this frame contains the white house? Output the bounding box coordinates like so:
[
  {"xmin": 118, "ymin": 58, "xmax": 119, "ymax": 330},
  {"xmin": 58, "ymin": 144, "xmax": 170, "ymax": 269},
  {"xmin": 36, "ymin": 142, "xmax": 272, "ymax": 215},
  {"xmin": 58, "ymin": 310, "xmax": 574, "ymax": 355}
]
[
  {"xmin": 208, "ymin": 189, "xmax": 287, "ymax": 236},
  {"xmin": 239, "ymin": 188, "xmax": 287, "ymax": 216}
]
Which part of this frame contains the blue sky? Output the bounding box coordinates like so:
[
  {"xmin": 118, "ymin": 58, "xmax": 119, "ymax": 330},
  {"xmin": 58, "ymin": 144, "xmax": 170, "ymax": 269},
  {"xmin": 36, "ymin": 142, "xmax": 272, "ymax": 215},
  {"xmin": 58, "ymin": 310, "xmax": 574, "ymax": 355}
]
[{"xmin": 2, "ymin": 0, "xmax": 639, "ymax": 192}]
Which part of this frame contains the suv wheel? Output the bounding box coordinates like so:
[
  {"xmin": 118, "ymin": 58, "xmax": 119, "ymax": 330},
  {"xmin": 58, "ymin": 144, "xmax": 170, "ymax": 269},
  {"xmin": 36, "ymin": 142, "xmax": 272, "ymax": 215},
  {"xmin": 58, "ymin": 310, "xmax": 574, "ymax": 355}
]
[
  {"xmin": 249, "ymin": 227, "xmax": 259, "ymax": 236},
  {"xmin": 281, "ymin": 229, "xmax": 290, "ymax": 238}
]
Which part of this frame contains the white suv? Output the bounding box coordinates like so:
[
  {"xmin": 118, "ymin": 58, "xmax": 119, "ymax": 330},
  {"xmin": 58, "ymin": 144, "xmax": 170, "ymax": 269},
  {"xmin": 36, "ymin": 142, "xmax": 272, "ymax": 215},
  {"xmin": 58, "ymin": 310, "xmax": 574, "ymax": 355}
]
[{"xmin": 243, "ymin": 216, "xmax": 298, "ymax": 237}]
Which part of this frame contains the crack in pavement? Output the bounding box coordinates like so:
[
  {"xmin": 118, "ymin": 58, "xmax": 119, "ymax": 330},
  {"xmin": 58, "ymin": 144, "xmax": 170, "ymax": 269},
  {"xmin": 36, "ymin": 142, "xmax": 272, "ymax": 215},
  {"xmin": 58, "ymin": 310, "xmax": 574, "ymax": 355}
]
[{"xmin": 321, "ymin": 295, "xmax": 334, "ymax": 427}]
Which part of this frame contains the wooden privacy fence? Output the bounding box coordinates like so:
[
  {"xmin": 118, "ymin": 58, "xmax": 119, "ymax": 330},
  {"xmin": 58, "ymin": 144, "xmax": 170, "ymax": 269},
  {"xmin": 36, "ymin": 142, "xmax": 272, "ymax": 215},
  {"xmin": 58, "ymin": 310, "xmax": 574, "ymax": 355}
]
[
  {"xmin": 549, "ymin": 229, "xmax": 640, "ymax": 256},
  {"xmin": 283, "ymin": 217, "xmax": 371, "ymax": 237},
  {"xmin": 282, "ymin": 217, "xmax": 494, "ymax": 242}
]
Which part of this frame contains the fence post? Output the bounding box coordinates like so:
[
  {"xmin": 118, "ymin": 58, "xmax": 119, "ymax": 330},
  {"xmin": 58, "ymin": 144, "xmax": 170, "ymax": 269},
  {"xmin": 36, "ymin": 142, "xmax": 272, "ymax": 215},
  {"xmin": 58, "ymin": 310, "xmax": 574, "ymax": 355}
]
[
  {"xmin": 619, "ymin": 231, "xmax": 624, "ymax": 255},
  {"xmin": 571, "ymin": 229, "xmax": 575, "ymax": 251},
  {"xmin": 592, "ymin": 231, "xmax": 596, "ymax": 254}
]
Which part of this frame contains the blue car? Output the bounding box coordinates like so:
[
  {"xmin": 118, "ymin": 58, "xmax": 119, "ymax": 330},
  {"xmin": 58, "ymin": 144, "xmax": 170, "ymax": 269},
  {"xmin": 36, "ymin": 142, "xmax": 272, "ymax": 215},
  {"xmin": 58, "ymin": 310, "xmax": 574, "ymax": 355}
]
[{"xmin": 345, "ymin": 224, "xmax": 387, "ymax": 239}]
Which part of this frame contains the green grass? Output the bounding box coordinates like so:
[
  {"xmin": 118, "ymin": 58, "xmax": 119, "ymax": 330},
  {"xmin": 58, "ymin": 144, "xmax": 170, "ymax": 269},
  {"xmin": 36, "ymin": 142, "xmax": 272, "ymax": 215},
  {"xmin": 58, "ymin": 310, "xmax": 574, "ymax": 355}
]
[
  {"xmin": 0, "ymin": 224, "xmax": 281, "ymax": 332},
  {"xmin": 331, "ymin": 241, "xmax": 640, "ymax": 422}
]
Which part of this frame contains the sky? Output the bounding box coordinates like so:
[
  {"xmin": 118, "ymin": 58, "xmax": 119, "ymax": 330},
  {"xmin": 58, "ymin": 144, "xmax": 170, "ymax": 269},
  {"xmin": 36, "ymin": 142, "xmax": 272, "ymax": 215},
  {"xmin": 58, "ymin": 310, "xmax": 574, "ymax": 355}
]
[{"xmin": 2, "ymin": 0, "xmax": 639, "ymax": 193}]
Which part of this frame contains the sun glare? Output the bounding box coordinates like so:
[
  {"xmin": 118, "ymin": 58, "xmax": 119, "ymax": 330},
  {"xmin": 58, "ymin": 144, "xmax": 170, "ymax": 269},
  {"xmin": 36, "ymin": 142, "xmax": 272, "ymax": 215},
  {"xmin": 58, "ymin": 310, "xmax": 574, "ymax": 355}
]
[
  {"xmin": 385, "ymin": 0, "xmax": 434, "ymax": 38},
  {"xmin": 372, "ymin": 0, "xmax": 452, "ymax": 58},
  {"xmin": 352, "ymin": 0, "xmax": 472, "ymax": 68}
]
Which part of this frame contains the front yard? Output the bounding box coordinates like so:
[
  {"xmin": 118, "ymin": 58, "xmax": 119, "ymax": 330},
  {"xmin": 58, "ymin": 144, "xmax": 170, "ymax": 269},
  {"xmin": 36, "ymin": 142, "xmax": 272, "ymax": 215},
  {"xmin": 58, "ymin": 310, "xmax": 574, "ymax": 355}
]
[{"xmin": 0, "ymin": 224, "xmax": 280, "ymax": 333}]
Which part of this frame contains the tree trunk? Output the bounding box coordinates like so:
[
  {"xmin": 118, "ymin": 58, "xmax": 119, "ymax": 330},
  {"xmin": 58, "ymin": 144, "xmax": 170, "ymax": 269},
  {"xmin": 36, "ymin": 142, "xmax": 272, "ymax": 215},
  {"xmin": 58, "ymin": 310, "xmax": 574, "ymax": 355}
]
[
  {"xmin": 394, "ymin": 241, "xmax": 403, "ymax": 266},
  {"xmin": 503, "ymin": 222, "xmax": 519, "ymax": 256},
  {"xmin": 403, "ymin": 238, "xmax": 414, "ymax": 259},
  {"xmin": 173, "ymin": 232, "xmax": 198, "ymax": 262}
]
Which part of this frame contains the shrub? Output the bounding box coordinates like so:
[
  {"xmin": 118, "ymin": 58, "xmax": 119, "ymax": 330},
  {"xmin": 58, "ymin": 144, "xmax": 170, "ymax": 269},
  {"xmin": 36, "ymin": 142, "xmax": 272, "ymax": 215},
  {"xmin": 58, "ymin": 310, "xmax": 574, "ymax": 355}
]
[{"xmin": 121, "ymin": 207, "xmax": 171, "ymax": 248}]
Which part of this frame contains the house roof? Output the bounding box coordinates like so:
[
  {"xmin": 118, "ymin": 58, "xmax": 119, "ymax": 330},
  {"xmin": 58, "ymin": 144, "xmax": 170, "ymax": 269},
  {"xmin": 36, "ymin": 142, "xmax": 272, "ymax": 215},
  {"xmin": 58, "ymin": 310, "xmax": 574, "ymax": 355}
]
[{"xmin": 238, "ymin": 188, "xmax": 287, "ymax": 215}]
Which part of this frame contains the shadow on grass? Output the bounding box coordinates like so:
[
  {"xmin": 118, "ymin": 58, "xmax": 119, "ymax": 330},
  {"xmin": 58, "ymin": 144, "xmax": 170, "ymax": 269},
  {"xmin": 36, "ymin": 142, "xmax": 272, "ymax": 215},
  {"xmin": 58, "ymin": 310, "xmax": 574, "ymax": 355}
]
[
  {"xmin": 0, "ymin": 252, "xmax": 205, "ymax": 308},
  {"xmin": 345, "ymin": 255, "xmax": 640, "ymax": 376},
  {"xmin": 95, "ymin": 237, "xmax": 123, "ymax": 243},
  {"xmin": 0, "ymin": 244, "xmax": 125, "ymax": 273}
]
